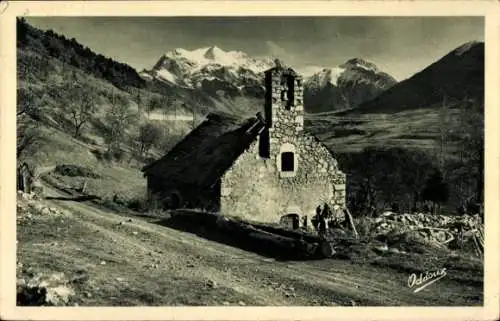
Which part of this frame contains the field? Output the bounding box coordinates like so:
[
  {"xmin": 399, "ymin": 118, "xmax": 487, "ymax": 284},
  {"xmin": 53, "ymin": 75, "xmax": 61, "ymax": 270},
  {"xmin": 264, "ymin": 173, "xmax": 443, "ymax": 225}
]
[{"xmin": 306, "ymin": 107, "xmax": 463, "ymax": 155}]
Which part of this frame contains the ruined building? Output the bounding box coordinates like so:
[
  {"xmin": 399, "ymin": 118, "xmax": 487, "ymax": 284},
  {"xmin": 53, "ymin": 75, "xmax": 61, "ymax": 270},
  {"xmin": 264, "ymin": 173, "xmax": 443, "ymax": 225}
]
[{"xmin": 141, "ymin": 66, "xmax": 346, "ymax": 223}]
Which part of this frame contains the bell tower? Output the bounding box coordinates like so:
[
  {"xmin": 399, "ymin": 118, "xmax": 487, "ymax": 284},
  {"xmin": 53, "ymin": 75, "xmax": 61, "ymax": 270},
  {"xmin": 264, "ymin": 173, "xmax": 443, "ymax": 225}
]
[
  {"xmin": 263, "ymin": 63, "xmax": 304, "ymax": 130},
  {"xmin": 259, "ymin": 63, "xmax": 304, "ymax": 178}
]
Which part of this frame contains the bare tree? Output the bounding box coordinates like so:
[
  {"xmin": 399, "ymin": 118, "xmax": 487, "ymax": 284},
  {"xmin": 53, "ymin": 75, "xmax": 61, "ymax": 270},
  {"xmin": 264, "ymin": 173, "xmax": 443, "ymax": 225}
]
[
  {"xmin": 17, "ymin": 119, "xmax": 43, "ymax": 160},
  {"xmin": 103, "ymin": 92, "xmax": 138, "ymax": 154},
  {"xmin": 63, "ymin": 84, "xmax": 98, "ymax": 138},
  {"xmin": 16, "ymin": 87, "xmax": 44, "ymax": 161},
  {"xmin": 136, "ymin": 122, "xmax": 163, "ymax": 158}
]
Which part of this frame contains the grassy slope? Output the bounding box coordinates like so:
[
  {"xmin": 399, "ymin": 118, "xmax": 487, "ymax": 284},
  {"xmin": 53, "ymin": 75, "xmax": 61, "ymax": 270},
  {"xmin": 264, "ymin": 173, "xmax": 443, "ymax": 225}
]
[{"xmin": 306, "ymin": 106, "xmax": 464, "ymax": 159}]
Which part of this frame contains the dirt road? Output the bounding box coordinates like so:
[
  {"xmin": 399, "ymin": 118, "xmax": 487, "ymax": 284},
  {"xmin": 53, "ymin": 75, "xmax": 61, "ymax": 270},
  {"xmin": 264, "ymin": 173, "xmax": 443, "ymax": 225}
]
[{"xmin": 17, "ymin": 184, "xmax": 483, "ymax": 306}]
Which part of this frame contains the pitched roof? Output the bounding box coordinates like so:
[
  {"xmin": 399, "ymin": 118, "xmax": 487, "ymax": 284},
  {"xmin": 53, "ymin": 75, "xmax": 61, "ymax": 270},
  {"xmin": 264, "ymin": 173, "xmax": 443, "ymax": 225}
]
[{"xmin": 142, "ymin": 112, "xmax": 266, "ymax": 188}]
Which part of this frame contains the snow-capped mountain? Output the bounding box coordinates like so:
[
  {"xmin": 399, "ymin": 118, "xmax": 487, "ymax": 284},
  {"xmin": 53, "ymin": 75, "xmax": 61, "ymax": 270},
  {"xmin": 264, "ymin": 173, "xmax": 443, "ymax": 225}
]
[
  {"xmin": 142, "ymin": 46, "xmax": 274, "ymax": 98},
  {"xmin": 142, "ymin": 46, "xmax": 397, "ymax": 113},
  {"xmin": 303, "ymin": 58, "xmax": 397, "ymax": 113}
]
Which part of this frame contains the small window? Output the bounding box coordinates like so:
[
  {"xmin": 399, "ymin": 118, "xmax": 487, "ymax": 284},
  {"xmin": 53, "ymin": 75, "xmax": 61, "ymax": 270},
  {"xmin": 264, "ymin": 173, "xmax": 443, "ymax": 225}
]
[
  {"xmin": 286, "ymin": 76, "xmax": 295, "ymax": 109},
  {"xmin": 281, "ymin": 152, "xmax": 295, "ymax": 172},
  {"xmin": 259, "ymin": 129, "xmax": 270, "ymax": 158}
]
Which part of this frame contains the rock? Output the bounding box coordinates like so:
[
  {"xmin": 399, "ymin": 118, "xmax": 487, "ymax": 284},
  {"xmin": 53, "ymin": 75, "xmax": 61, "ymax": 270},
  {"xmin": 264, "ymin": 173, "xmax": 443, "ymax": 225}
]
[
  {"xmin": 222, "ymin": 301, "xmax": 230, "ymax": 306},
  {"xmin": 389, "ymin": 247, "xmax": 402, "ymax": 254},
  {"xmin": 206, "ymin": 279, "xmax": 217, "ymax": 288},
  {"xmin": 17, "ymin": 272, "xmax": 75, "ymax": 306},
  {"xmin": 186, "ymin": 263, "xmax": 195, "ymax": 268},
  {"xmin": 41, "ymin": 207, "xmax": 51, "ymax": 215},
  {"xmin": 238, "ymin": 301, "xmax": 246, "ymax": 306},
  {"xmin": 132, "ymin": 231, "xmax": 138, "ymax": 235},
  {"xmin": 319, "ymin": 241, "xmax": 336, "ymax": 258},
  {"xmin": 100, "ymin": 261, "xmax": 106, "ymax": 265},
  {"xmin": 373, "ymin": 244, "xmax": 389, "ymax": 253},
  {"xmin": 46, "ymin": 285, "xmax": 74, "ymax": 305},
  {"xmin": 116, "ymin": 277, "xmax": 125, "ymax": 282},
  {"xmin": 84, "ymin": 291, "xmax": 92, "ymax": 298}
]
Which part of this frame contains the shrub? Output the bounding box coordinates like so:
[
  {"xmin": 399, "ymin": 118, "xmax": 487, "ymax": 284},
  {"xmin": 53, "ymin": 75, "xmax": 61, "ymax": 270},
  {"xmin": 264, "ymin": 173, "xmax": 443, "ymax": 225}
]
[
  {"xmin": 112, "ymin": 149, "xmax": 126, "ymax": 162},
  {"xmin": 126, "ymin": 197, "xmax": 148, "ymax": 212},
  {"xmin": 54, "ymin": 164, "xmax": 100, "ymax": 178}
]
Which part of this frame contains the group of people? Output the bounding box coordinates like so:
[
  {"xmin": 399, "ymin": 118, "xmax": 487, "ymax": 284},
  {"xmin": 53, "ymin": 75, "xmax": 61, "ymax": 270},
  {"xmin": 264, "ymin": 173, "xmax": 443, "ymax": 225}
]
[{"xmin": 309, "ymin": 203, "xmax": 343, "ymax": 236}]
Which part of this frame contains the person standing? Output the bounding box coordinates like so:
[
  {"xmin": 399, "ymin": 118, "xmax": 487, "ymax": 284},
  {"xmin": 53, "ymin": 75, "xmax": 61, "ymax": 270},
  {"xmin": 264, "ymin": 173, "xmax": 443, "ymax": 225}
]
[
  {"xmin": 312, "ymin": 205, "xmax": 321, "ymax": 232},
  {"xmin": 302, "ymin": 215, "xmax": 308, "ymax": 230}
]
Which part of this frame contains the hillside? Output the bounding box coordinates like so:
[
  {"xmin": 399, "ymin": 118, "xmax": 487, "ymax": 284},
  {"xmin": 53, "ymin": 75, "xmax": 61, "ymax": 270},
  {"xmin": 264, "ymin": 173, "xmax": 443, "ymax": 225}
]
[{"xmin": 17, "ymin": 18, "xmax": 146, "ymax": 91}]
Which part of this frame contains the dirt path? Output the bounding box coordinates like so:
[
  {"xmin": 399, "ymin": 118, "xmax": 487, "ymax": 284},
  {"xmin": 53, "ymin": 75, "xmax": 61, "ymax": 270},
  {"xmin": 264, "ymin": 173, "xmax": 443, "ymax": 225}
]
[{"xmin": 17, "ymin": 184, "xmax": 482, "ymax": 306}]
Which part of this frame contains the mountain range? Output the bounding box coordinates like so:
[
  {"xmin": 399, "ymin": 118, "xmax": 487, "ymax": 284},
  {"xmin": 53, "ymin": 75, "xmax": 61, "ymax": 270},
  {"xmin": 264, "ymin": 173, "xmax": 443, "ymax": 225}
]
[
  {"xmin": 344, "ymin": 41, "xmax": 484, "ymax": 115},
  {"xmin": 141, "ymin": 46, "xmax": 398, "ymax": 113}
]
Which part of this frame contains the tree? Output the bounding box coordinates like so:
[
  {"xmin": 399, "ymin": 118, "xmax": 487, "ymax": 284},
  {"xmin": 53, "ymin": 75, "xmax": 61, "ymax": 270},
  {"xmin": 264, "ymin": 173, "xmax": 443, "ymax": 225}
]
[
  {"xmin": 459, "ymin": 99, "xmax": 484, "ymax": 205},
  {"xmin": 16, "ymin": 87, "xmax": 44, "ymax": 161},
  {"xmin": 136, "ymin": 122, "xmax": 163, "ymax": 158},
  {"xmin": 17, "ymin": 119, "xmax": 43, "ymax": 161},
  {"xmin": 421, "ymin": 169, "xmax": 449, "ymax": 214},
  {"xmin": 61, "ymin": 76, "xmax": 98, "ymax": 138},
  {"xmin": 103, "ymin": 93, "xmax": 137, "ymax": 154}
]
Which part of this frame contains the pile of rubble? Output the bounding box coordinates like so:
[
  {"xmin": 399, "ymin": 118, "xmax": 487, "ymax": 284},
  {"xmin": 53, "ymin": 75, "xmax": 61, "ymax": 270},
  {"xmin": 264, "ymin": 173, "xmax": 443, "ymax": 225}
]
[
  {"xmin": 17, "ymin": 191, "xmax": 68, "ymax": 223},
  {"xmin": 371, "ymin": 212, "xmax": 484, "ymax": 253},
  {"xmin": 17, "ymin": 265, "xmax": 75, "ymax": 306}
]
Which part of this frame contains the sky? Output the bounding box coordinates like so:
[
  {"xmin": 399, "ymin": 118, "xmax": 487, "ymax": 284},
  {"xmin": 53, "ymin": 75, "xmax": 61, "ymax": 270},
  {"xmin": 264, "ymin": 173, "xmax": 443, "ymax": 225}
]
[{"xmin": 26, "ymin": 16, "xmax": 484, "ymax": 81}]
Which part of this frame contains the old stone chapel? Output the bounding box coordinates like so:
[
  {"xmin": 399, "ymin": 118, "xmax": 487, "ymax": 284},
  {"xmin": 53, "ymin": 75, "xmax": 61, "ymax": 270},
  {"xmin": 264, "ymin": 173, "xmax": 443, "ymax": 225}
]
[{"xmin": 142, "ymin": 65, "xmax": 346, "ymax": 223}]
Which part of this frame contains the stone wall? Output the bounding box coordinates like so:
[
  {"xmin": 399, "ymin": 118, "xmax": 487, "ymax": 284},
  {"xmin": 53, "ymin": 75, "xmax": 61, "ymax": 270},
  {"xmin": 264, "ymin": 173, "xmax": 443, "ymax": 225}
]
[{"xmin": 220, "ymin": 134, "xmax": 346, "ymax": 223}]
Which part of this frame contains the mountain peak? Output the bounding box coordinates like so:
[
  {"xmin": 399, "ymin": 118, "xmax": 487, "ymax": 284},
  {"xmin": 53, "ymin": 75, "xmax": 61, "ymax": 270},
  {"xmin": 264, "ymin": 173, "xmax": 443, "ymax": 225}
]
[
  {"xmin": 204, "ymin": 46, "xmax": 226, "ymax": 60},
  {"xmin": 342, "ymin": 58, "xmax": 379, "ymax": 73}
]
